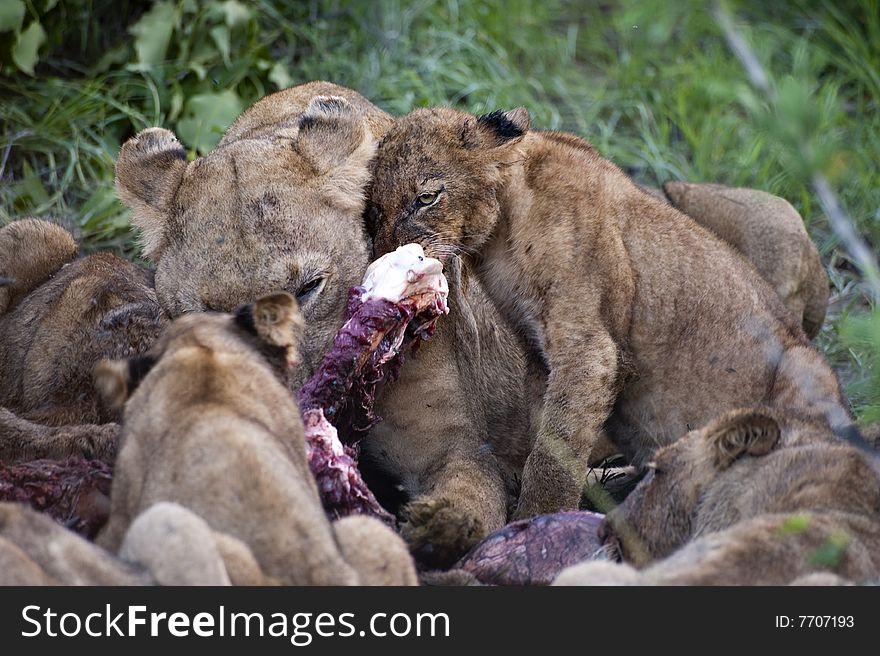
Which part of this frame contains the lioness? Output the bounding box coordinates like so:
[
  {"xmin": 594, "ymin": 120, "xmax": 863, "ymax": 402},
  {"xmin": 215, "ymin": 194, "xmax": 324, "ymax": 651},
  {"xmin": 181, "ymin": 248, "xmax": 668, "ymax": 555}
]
[
  {"xmin": 555, "ymin": 409, "xmax": 880, "ymax": 585},
  {"xmin": 367, "ymin": 107, "xmax": 854, "ymax": 519},
  {"xmin": 0, "ymin": 219, "xmax": 165, "ymax": 463},
  {"xmin": 95, "ymin": 292, "xmax": 417, "ymax": 585},
  {"xmin": 114, "ymin": 82, "xmax": 543, "ymax": 568}
]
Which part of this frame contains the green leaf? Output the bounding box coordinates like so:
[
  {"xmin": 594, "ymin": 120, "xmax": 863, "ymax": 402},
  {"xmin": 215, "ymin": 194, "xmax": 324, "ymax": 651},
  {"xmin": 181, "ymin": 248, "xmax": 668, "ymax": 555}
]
[
  {"xmin": 43, "ymin": 0, "xmax": 59, "ymax": 12},
  {"xmin": 269, "ymin": 61, "xmax": 294, "ymax": 90},
  {"xmin": 130, "ymin": 1, "xmax": 177, "ymax": 67},
  {"xmin": 19, "ymin": 160, "xmax": 51, "ymax": 208},
  {"xmin": 777, "ymin": 512, "xmax": 811, "ymax": 535},
  {"xmin": 79, "ymin": 186, "xmax": 122, "ymax": 231},
  {"xmin": 0, "ymin": 0, "xmax": 24, "ymax": 33},
  {"xmin": 222, "ymin": 0, "xmax": 252, "ymax": 28},
  {"xmin": 12, "ymin": 21, "xmax": 47, "ymax": 76},
  {"xmin": 807, "ymin": 532, "xmax": 850, "ymax": 568},
  {"xmin": 91, "ymin": 44, "xmax": 130, "ymax": 74},
  {"xmin": 176, "ymin": 90, "xmax": 245, "ymax": 154},
  {"xmin": 169, "ymin": 86, "xmax": 184, "ymax": 122},
  {"xmin": 210, "ymin": 25, "xmax": 231, "ymax": 66}
]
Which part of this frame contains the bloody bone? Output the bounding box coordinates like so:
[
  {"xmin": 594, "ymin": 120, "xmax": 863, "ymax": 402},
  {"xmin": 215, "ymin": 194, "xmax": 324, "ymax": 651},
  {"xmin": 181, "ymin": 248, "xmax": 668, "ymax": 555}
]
[
  {"xmin": 0, "ymin": 458, "xmax": 112, "ymax": 540},
  {"xmin": 299, "ymin": 244, "xmax": 449, "ymax": 523},
  {"xmin": 298, "ymin": 244, "xmax": 448, "ymax": 427},
  {"xmin": 453, "ymin": 511, "xmax": 606, "ymax": 585}
]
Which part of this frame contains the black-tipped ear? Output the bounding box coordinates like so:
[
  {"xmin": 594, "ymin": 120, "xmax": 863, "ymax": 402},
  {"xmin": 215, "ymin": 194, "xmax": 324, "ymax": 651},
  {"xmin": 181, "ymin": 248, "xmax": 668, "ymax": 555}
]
[
  {"xmin": 235, "ymin": 291, "xmax": 304, "ymax": 350},
  {"xmin": 294, "ymin": 96, "xmax": 368, "ymax": 174},
  {"xmin": 706, "ymin": 408, "xmax": 781, "ymax": 469},
  {"xmin": 94, "ymin": 355, "xmax": 156, "ymax": 410},
  {"xmin": 462, "ymin": 107, "xmax": 531, "ymax": 149}
]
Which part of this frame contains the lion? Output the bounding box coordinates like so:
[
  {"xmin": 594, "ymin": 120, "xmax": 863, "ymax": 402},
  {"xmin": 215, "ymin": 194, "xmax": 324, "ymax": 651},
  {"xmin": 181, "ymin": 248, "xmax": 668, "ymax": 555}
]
[
  {"xmin": 658, "ymin": 182, "xmax": 829, "ymax": 339},
  {"xmin": 0, "ymin": 500, "xmax": 270, "ymax": 585},
  {"xmin": 554, "ymin": 408, "xmax": 880, "ymax": 585},
  {"xmin": 0, "ymin": 502, "xmax": 148, "ymax": 585},
  {"xmin": 94, "ymin": 291, "xmax": 417, "ymax": 585},
  {"xmin": 114, "ymin": 82, "xmax": 544, "ymax": 568},
  {"xmin": 0, "ymin": 219, "xmax": 165, "ymax": 463},
  {"xmin": 367, "ymin": 106, "xmax": 854, "ymax": 520}
]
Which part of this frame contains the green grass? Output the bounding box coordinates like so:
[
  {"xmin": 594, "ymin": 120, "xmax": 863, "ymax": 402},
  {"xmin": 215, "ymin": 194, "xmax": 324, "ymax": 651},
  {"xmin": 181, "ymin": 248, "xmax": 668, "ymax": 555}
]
[{"xmin": 1, "ymin": 0, "xmax": 878, "ymax": 420}]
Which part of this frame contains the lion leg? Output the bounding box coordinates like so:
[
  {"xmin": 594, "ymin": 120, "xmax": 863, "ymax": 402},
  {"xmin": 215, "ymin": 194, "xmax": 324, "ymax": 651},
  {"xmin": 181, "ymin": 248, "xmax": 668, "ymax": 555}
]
[
  {"xmin": 514, "ymin": 331, "xmax": 619, "ymax": 519},
  {"xmin": 769, "ymin": 345, "xmax": 853, "ymax": 431},
  {"xmin": 119, "ymin": 502, "xmax": 232, "ymax": 585},
  {"xmin": 0, "ymin": 408, "xmax": 119, "ymax": 464},
  {"xmin": 399, "ymin": 449, "xmax": 508, "ymax": 570}
]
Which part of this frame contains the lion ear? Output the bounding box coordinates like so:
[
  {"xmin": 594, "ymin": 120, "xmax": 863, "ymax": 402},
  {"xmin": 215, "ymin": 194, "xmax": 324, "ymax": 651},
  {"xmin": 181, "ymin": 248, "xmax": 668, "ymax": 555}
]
[
  {"xmin": 706, "ymin": 408, "xmax": 781, "ymax": 469},
  {"xmin": 462, "ymin": 108, "xmax": 531, "ymax": 149},
  {"xmin": 115, "ymin": 128, "xmax": 189, "ymax": 261},
  {"xmin": 294, "ymin": 96, "xmax": 369, "ymax": 175},
  {"xmin": 0, "ymin": 219, "xmax": 77, "ymax": 315},
  {"xmin": 94, "ymin": 355, "xmax": 157, "ymax": 410},
  {"xmin": 235, "ymin": 291, "xmax": 304, "ymax": 351}
]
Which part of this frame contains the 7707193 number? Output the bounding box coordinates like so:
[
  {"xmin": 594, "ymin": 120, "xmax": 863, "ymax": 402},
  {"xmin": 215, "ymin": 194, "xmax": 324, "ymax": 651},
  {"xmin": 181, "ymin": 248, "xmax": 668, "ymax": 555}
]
[{"xmin": 775, "ymin": 616, "xmax": 854, "ymax": 628}]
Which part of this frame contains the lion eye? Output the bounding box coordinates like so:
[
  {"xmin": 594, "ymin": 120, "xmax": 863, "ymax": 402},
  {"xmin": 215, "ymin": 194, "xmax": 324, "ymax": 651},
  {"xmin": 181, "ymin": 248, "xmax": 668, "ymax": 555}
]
[
  {"xmin": 296, "ymin": 276, "xmax": 325, "ymax": 302},
  {"xmin": 416, "ymin": 191, "xmax": 439, "ymax": 206}
]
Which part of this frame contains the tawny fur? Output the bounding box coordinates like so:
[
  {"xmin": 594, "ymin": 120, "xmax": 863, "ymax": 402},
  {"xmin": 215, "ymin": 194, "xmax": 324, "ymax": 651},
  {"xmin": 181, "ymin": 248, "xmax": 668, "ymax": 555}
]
[
  {"xmin": 115, "ymin": 82, "xmax": 544, "ymax": 568},
  {"xmin": 0, "ymin": 408, "xmax": 119, "ymax": 464},
  {"xmin": 368, "ymin": 106, "xmax": 853, "ymax": 520},
  {"xmin": 95, "ymin": 294, "xmax": 417, "ymax": 585},
  {"xmin": 0, "ymin": 218, "xmax": 77, "ymax": 314},
  {"xmin": 0, "ymin": 502, "xmax": 148, "ymax": 585},
  {"xmin": 0, "ymin": 219, "xmax": 165, "ymax": 463},
  {"xmin": 119, "ymin": 502, "xmax": 265, "ymax": 585},
  {"xmin": 585, "ymin": 409, "xmax": 880, "ymax": 585},
  {"xmin": 0, "ymin": 501, "xmax": 253, "ymax": 585},
  {"xmin": 661, "ymin": 182, "xmax": 829, "ymax": 338}
]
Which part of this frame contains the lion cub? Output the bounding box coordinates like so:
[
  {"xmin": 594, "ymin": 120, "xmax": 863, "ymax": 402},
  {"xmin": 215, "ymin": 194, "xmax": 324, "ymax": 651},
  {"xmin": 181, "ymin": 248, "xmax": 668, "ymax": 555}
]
[
  {"xmin": 95, "ymin": 292, "xmax": 416, "ymax": 585},
  {"xmin": 556, "ymin": 409, "xmax": 880, "ymax": 585},
  {"xmin": 0, "ymin": 218, "xmax": 165, "ymax": 463},
  {"xmin": 368, "ymin": 108, "xmax": 853, "ymax": 519}
]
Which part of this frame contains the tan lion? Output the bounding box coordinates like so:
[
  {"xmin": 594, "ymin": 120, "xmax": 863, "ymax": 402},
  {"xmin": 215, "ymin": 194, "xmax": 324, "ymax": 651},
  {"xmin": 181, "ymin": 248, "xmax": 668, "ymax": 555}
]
[
  {"xmin": 0, "ymin": 500, "xmax": 256, "ymax": 585},
  {"xmin": 114, "ymin": 82, "xmax": 543, "ymax": 568},
  {"xmin": 367, "ymin": 107, "xmax": 854, "ymax": 520},
  {"xmin": 0, "ymin": 219, "xmax": 165, "ymax": 463},
  {"xmin": 554, "ymin": 409, "xmax": 880, "ymax": 585},
  {"xmin": 95, "ymin": 292, "xmax": 417, "ymax": 585}
]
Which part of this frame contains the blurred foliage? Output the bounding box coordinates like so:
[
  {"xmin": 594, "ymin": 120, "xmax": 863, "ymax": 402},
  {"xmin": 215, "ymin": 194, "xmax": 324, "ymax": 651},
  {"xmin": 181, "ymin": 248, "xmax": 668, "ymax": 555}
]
[
  {"xmin": 841, "ymin": 309, "xmax": 880, "ymax": 423},
  {"xmin": 0, "ymin": 0, "xmax": 877, "ymax": 418}
]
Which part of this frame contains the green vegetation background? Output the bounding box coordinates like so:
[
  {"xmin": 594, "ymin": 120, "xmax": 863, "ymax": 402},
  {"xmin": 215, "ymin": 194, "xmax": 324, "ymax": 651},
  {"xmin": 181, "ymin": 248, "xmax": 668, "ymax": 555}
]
[{"xmin": 1, "ymin": 0, "xmax": 878, "ymax": 422}]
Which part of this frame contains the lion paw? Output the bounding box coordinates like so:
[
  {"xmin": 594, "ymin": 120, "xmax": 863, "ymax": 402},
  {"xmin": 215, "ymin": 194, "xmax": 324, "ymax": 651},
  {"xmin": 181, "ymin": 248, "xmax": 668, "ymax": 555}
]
[{"xmin": 399, "ymin": 497, "xmax": 485, "ymax": 570}]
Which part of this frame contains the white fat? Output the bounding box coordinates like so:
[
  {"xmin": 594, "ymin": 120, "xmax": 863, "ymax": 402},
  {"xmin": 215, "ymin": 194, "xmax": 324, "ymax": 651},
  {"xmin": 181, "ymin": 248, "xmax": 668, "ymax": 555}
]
[{"xmin": 360, "ymin": 244, "xmax": 449, "ymax": 303}]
